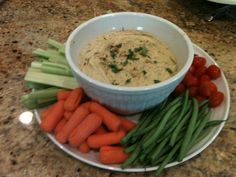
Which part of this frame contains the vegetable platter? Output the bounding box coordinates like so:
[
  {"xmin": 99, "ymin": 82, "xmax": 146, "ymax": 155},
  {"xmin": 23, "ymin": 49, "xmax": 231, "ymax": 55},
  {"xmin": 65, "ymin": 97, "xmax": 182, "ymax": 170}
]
[{"xmin": 21, "ymin": 39, "xmax": 230, "ymax": 176}]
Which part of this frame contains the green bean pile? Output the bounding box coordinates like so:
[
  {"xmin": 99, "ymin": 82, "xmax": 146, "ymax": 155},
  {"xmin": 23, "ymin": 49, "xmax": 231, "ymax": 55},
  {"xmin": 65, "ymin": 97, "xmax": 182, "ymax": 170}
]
[{"xmin": 121, "ymin": 90, "xmax": 225, "ymax": 177}]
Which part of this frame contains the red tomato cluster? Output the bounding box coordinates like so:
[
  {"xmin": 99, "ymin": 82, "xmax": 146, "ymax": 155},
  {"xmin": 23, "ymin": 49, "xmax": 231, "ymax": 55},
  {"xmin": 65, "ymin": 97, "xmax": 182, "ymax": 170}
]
[{"xmin": 173, "ymin": 54, "xmax": 224, "ymax": 108}]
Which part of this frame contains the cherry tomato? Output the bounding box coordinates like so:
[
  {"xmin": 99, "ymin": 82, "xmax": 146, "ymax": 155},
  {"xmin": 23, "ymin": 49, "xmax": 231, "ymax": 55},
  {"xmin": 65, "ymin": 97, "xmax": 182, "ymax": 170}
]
[
  {"xmin": 206, "ymin": 65, "xmax": 221, "ymax": 80},
  {"xmin": 193, "ymin": 56, "xmax": 207, "ymax": 68},
  {"xmin": 183, "ymin": 73, "xmax": 198, "ymax": 88},
  {"xmin": 194, "ymin": 66, "xmax": 207, "ymax": 78},
  {"xmin": 209, "ymin": 91, "xmax": 224, "ymax": 107},
  {"xmin": 173, "ymin": 83, "xmax": 185, "ymax": 95},
  {"xmin": 208, "ymin": 81, "xmax": 217, "ymax": 93},
  {"xmin": 189, "ymin": 65, "xmax": 195, "ymax": 73},
  {"xmin": 189, "ymin": 87, "xmax": 198, "ymax": 97},
  {"xmin": 198, "ymin": 81, "xmax": 217, "ymax": 98},
  {"xmin": 195, "ymin": 95, "xmax": 206, "ymax": 102},
  {"xmin": 199, "ymin": 74, "xmax": 211, "ymax": 84}
]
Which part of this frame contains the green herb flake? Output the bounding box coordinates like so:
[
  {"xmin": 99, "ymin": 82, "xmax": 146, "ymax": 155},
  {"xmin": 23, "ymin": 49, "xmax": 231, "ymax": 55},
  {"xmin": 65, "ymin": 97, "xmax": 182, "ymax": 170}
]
[
  {"xmin": 112, "ymin": 80, "xmax": 118, "ymax": 85},
  {"xmin": 154, "ymin": 80, "xmax": 161, "ymax": 83},
  {"xmin": 123, "ymin": 59, "xmax": 129, "ymax": 66},
  {"xmin": 127, "ymin": 49, "xmax": 135, "ymax": 60},
  {"xmin": 142, "ymin": 70, "xmax": 147, "ymax": 75},
  {"xmin": 115, "ymin": 43, "xmax": 122, "ymax": 48},
  {"xmin": 126, "ymin": 78, "xmax": 131, "ymax": 84},
  {"xmin": 166, "ymin": 68, "xmax": 173, "ymax": 74},
  {"xmin": 109, "ymin": 43, "xmax": 122, "ymax": 59},
  {"xmin": 108, "ymin": 64, "xmax": 122, "ymax": 73},
  {"xmin": 134, "ymin": 47, "xmax": 148, "ymax": 57}
]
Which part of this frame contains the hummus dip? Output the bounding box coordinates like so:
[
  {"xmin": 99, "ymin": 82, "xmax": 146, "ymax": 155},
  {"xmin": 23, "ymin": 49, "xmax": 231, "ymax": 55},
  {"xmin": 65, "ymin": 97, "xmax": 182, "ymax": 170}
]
[{"xmin": 79, "ymin": 30, "xmax": 177, "ymax": 87}]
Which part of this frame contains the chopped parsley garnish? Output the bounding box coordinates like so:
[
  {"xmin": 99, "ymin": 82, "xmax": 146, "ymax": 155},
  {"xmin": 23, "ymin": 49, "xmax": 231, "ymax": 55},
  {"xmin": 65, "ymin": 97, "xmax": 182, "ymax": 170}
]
[
  {"xmin": 166, "ymin": 68, "xmax": 173, "ymax": 74},
  {"xmin": 123, "ymin": 49, "xmax": 138, "ymax": 66},
  {"xmin": 154, "ymin": 80, "xmax": 161, "ymax": 83},
  {"xmin": 112, "ymin": 80, "xmax": 119, "ymax": 85},
  {"xmin": 134, "ymin": 46, "xmax": 148, "ymax": 57},
  {"xmin": 127, "ymin": 49, "xmax": 136, "ymax": 60},
  {"xmin": 126, "ymin": 78, "xmax": 131, "ymax": 84},
  {"xmin": 123, "ymin": 59, "xmax": 129, "ymax": 66},
  {"xmin": 110, "ymin": 50, "xmax": 117, "ymax": 59},
  {"xmin": 108, "ymin": 64, "xmax": 122, "ymax": 73},
  {"xmin": 109, "ymin": 43, "xmax": 122, "ymax": 59},
  {"xmin": 142, "ymin": 70, "xmax": 147, "ymax": 75},
  {"xmin": 115, "ymin": 43, "xmax": 122, "ymax": 48}
]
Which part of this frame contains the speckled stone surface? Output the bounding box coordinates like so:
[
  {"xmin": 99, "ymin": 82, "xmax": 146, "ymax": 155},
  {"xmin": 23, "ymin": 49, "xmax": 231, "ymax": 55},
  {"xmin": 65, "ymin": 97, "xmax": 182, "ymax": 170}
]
[{"xmin": 0, "ymin": 0, "xmax": 236, "ymax": 177}]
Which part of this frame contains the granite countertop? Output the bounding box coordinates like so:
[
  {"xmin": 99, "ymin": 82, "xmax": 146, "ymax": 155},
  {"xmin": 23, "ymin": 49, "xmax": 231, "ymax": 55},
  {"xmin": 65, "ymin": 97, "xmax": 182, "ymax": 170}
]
[{"xmin": 0, "ymin": 0, "xmax": 236, "ymax": 176}]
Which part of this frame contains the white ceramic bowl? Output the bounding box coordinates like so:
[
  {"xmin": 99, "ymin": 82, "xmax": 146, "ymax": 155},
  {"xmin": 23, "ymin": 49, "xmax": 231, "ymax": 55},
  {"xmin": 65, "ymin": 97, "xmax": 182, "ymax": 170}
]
[{"xmin": 65, "ymin": 12, "xmax": 194, "ymax": 114}]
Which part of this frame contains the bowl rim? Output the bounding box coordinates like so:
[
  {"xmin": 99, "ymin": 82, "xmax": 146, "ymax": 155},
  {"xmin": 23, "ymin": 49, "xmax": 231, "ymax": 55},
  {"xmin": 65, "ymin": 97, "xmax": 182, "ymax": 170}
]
[{"xmin": 65, "ymin": 12, "xmax": 194, "ymax": 92}]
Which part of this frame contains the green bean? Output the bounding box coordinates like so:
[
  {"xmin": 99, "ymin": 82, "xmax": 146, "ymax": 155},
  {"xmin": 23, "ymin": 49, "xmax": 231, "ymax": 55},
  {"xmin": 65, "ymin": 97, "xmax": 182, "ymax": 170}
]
[
  {"xmin": 205, "ymin": 120, "xmax": 226, "ymax": 128},
  {"xmin": 151, "ymin": 134, "xmax": 171, "ymax": 163},
  {"xmin": 199, "ymin": 99, "xmax": 209, "ymax": 107},
  {"xmin": 131, "ymin": 109, "xmax": 165, "ymax": 138},
  {"xmin": 122, "ymin": 145, "xmax": 141, "ymax": 168},
  {"xmin": 169, "ymin": 90, "xmax": 190, "ymax": 146},
  {"xmin": 155, "ymin": 140, "xmax": 182, "ymax": 177},
  {"xmin": 142, "ymin": 102, "xmax": 181, "ymax": 149},
  {"xmin": 139, "ymin": 144, "xmax": 157, "ymax": 164},
  {"xmin": 121, "ymin": 112, "xmax": 154, "ymax": 145},
  {"xmin": 188, "ymin": 110, "xmax": 211, "ymax": 150},
  {"xmin": 167, "ymin": 103, "xmax": 193, "ymax": 146},
  {"xmin": 135, "ymin": 105, "xmax": 181, "ymax": 140},
  {"xmin": 124, "ymin": 142, "xmax": 139, "ymax": 153},
  {"xmin": 178, "ymin": 98, "xmax": 199, "ymax": 161}
]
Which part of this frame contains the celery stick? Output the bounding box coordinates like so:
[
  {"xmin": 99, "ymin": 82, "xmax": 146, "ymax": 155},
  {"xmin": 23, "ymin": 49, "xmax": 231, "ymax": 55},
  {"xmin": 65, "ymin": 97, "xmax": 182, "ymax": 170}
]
[
  {"xmin": 26, "ymin": 81, "xmax": 51, "ymax": 89},
  {"xmin": 22, "ymin": 97, "xmax": 56, "ymax": 109},
  {"xmin": 31, "ymin": 61, "xmax": 72, "ymax": 76},
  {"xmin": 33, "ymin": 48, "xmax": 65, "ymax": 61},
  {"xmin": 21, "ymin": 87, "xmax": 60, "ymax": 101},
  {"xmin": 42, "ymin": 66, "xmax": 72, "ymax": 76},
  {"xmin": 24, "ymin": 70, "xmax": 79, "ymax": 89},
  {"xmin": 28, "ymin": 67, "xmax": 41, "ymax": 72},
  {"xmin": 33, "ymin": 48, "xmax": 51, "ymax": 58},
  {"xmin": 47, "ymin": 39, "xmax": 64, "ymax": 49},
  {"xmin": 49, "ymin": 56, "xmax": 68, "ymax": 66},
  {"xmin": 59, "ymin": 46, "xmax": 65, "ymax": 54},
  {"xmin": 37, "ymin": 97, "xmax": 57, "ymax": 104}
]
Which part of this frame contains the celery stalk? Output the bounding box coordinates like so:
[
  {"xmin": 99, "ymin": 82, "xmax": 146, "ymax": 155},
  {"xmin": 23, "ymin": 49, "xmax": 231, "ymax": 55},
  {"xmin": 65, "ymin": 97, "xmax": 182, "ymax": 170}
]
[
  {"xmin": 21, "ymin": 87, "xmax": 60, "ymax": 109},
  {"xmin": 21, "ymin": 87, "xmax": 60, "ymax": 101},
  {"xmin": 59, "ymin": 46, "xmax": 65, "ymax": 54},
  {"xmin": 31, "ymin": 61, "xmax": 72, "ymax": 76},
  {"xmin": 26, "ymin": 81, "xmax": 51, "ymax": 89},
  {"xmin": 47, "ymin": 39, "xmax": 64, "ymax": 49},
  {"xmin": 33, "ymin": 48, "xmax": 65, "ymax": 61},
  {"xmin": 24, "ymin": 70, "xmax": 79, "ymax": 89}
]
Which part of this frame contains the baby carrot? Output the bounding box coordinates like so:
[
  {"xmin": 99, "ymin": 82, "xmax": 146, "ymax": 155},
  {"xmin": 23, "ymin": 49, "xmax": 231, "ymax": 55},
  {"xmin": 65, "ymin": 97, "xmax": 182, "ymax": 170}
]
[
  {"xmin": 54, "ymin": 118, "xmax": 67, "ymax": 134},
  {"xmin": 41, "ymin": 104, "xmax": 55, "ymax": 121},
  {"xmin": 63, "ymin": 111, "xmax": 73, "ymax": 120},
  {"xmin": 94, "ymin": 125, "xmax": 107, "ymax": 135},
  {"xmin": 56, "ymin": 106, "xmax": 90, "ymax": 144},
  {"xmin": 87, "ymin": 131, "xmax": 126, "ymax": 149},
  {"xmin": 64, "ymin": 88, "xmax": 83, "ymax": 112},
  {"xmin": 100, "ymin": 146, "xmax": 129, "ymax": 164},
  {"xmin": 80, "ymin": 101, "xmax": 92, "ymax": 110},
  {"xmin": 68, "ymin": 113, "xmax": 102, "ymax": 147},
  {"xmin": 118, "ymin": 117, "xmax": 136, "ymax": 132},
  {"xmin": 40, "ymin": 100, "xmax": 64, "ymax": 133},
  {"xmin": 89, "ymin": 102, "xmax": 121, "ymax": 131},
  {"xmin": 78, "ymin": 141, "xmax": 90, "ymax": 153},
  {"xmin": 57, "ymin": 90, "xmax": 71, "ymax": 100}
]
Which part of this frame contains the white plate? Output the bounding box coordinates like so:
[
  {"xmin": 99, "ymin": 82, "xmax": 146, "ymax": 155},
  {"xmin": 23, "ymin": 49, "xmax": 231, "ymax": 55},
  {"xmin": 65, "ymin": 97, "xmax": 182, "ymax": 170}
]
[
  {"xmin": 207, "ymin": 0, "xmax": 236, "ymax": 5},
  {"xmin": 34, "ymin": 44, "xmax": 230, "ymax": 172}
]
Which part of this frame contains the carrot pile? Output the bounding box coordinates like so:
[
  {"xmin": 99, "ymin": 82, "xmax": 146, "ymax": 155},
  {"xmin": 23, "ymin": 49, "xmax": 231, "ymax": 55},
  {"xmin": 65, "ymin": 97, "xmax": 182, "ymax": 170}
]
[{"xmin": 40, "ymin": 88, "xmax": 136, "ymax": 165}]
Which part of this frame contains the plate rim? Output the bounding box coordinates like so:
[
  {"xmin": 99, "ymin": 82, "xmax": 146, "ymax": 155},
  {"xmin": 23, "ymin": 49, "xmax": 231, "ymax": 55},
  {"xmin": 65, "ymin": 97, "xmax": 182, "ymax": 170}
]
[{"xmin": 34, "ymin": 43, "xmax": 230, "ymax": 172}]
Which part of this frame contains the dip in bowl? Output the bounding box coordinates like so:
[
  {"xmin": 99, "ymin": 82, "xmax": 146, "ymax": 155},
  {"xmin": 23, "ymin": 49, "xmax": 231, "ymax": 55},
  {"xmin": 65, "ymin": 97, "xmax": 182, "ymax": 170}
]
[{"xmin": 66, "ymin": 12, "xmax": 194, "ymax": 114}]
